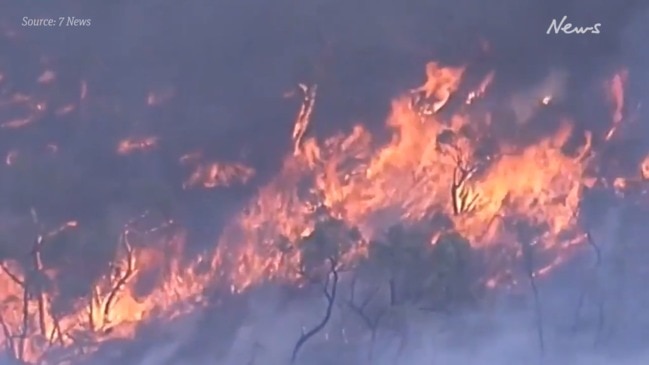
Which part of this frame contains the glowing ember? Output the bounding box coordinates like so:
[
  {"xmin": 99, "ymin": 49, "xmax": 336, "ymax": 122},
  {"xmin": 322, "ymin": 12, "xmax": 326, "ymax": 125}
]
[
  {"xmin": 183, "ymin": 162, "xmax": 255, "ymax": 189},
  {"xmin": 116, "ymin": 137, "xmax": 159, "ymax": 155},
  {"xmin": 37, "ymin": 70, "xmax": 56, "ymax": 84},
  {"xmin": 410, "ymin": 62, "xmax": 464, "ymax": 114},
  {"xmin": 466, "ymin": 71, "xmax": 495, "ymax": 105},
  {"xmin": 605, "ymin": 69, "xmax": 628, "ymax": 140}
]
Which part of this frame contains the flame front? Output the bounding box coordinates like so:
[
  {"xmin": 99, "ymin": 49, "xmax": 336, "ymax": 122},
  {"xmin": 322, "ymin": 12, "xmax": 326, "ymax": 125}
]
[
  {"xmin": 0, "ymin": 52, "xmax": 643, "ymax": 363},
  {"xmin": 216, "ymin": 63, "xmax": 594, "ymax": 292}
]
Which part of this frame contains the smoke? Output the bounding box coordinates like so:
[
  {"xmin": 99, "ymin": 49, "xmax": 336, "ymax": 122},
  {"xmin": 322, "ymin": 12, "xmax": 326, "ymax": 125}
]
[
  {"xmin": 1, "ymin": 1, "xmax": 649, "ymax": 364},
  {"xmin": 92, "ymin": 201, "xmax": 649, "ymax": 365},
  {"xmin": 121, "ymin": 271, "xmax": 649, "ymax": 365},
  {"xmin": 510, "ymin": 69, "xmax": 568, "ymax": 124}
]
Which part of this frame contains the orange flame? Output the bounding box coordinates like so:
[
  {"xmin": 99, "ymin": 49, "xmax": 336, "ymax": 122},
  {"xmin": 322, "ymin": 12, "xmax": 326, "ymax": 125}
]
[
  {"xmin": 0, "ymin": 59, "xmax": 635, "ymax": 363},
  {"xmin": 605, "ymin": 69, "xmax": 628, "ymax": 140},
  {"xmin": 215, "ymin": 63, "xmax": 592, "ymax": 293},
  {"xmin": 411, "ymin": 62, "xmax": 464, "ymax": 114},
  {"xmin": 183, "ymin": 162, "xmax": 255, "ymax": 189},
  {"xmin": 116, "ymin": 137, "xmax": 159, "ymax": 155}
]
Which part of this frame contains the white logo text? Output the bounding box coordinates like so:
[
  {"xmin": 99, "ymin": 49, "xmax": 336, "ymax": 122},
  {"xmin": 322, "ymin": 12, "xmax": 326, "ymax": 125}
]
[{"xmin": 547, "ymin": 16, "xmax": 601, "ymax": 35}]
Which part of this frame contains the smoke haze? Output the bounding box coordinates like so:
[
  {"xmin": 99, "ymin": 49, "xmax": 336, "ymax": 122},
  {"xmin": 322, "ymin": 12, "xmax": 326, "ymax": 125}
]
[{"xmin": 1, "ymin": 0, "xmax": 649, "ymax": 364}]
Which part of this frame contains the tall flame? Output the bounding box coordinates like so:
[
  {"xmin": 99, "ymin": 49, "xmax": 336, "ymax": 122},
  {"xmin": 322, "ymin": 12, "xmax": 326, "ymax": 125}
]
[
  {"xmin": 0, "ymin": 59, "xmax": 638, "ymax": 363},
  {"xmin": 215, "ymin": 63, "xmax": 592, "ymax": 293}
]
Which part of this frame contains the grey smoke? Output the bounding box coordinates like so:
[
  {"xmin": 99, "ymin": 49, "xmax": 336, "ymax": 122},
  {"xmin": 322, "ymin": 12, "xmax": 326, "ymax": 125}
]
[{"xmin": 1, "ymin": 0, "xmax": 649, "ymax": 364}]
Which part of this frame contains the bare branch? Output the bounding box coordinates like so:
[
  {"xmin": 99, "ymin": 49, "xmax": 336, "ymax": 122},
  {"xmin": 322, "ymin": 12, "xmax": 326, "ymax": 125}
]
[
  {"xmin": 88, "ymin": 288, "xmax": 99, "ymax": 331},
  {"xmin": 18, "ymin": 283, "xmax": 29, "ymax": 361},
  {"xmin": 573, "ymin": 229, "xmax": 604, "ymax": 341},
  {"xmin": 292, "ymin": 84, "xmax": 318, "ymax": 156},
  {"xmin": 521, "ymin": 239, "xmax": 545, "ymax": 356},
  {"xmin": 451, "ymin": 161, "xmax": 477, "ymax": 216},
  {"xmin": 102, "ymin": 232, "xmax": 136, "ymax": 323},
  {"xmin": 347, "ymin": 278, "xmax": 385, "ymax": 361},
  {"xmin": 388, "ymin": 278, "xmax": 397, "ymax": 306},
  {"xmin": 348, "ymin": 279, "xmax": 382, "ymax": 327},
  {"xmin": 0, "ymin": 313, "xmax": 17, "ymax": 360},
  {"xmin": 29, "ymin": 235, "xmax": 49, "ymax": 338},
  {"xmin": 0, "ymin": 264, "xmax": 24, "ymax": 287},
  {"xmin": 291, "ymin": 257, "xmax": 339, "ymax": 363},
  {"xmin": 585, "ymin": 230, "xmax": 602, "ymax": 266}
]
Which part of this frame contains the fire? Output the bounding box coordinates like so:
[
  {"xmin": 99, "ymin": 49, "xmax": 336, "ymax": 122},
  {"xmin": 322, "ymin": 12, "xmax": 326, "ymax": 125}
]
[
  {"xmin": 116, "ymin": 137, "xmax": 159, "ymax": 155},
  {"xmin": 0, "ymin": 93, "xmax": 48, "ymax": 130},
  {"xmin": 541, "ymin": 95, "xmax": 552, "ymax": 105},
  {"xmin": 0, "ymin": 53, "xmax": 636, "ymax": 363},
  {"xmin": 182, "ymin": 161, "xmax": 255, "ymax": 189},
  {"xmin": 605, "ymin": 69, "xmax": 628, "ymax": 140},
  {"xmin": 0, "ymin": 217, "xmax": 211, "ymax": 363},
  {"xmin": 36, "ymin": 70, "xmax": 55, "ymax": 85},
  {"xmin": 179, "ymin": 147, "xmax": 256, "ymax": 190},
  {"xmin": 292, "ymin": 84, "xmax": 317, "ymax": 155},
  {"xmin": 215, "ymin": 63, "xmax": 593, "ymax": 293},
  {"xmin": 410, "ymin": 62, "xmax": 464, "ymax": 114},
  {"xmin": 1, "ymin": 117, "xmax": 33, "ymax": 129},
  {"xmin": 466, "ymin": 70, "xmax": 495, "ymax": 105}
]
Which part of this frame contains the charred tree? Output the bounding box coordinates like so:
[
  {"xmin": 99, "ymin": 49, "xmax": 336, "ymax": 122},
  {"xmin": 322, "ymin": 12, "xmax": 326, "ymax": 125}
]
[
  {"xmin": 347, "ymin": 276, "xmax": 385, "ymax": 362},
  {"xmin": 291, "ymin": 257, "xmax": 339, "ymax": 364}
]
